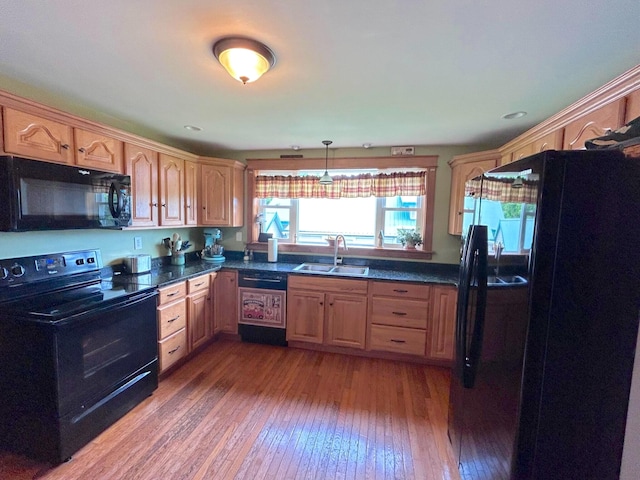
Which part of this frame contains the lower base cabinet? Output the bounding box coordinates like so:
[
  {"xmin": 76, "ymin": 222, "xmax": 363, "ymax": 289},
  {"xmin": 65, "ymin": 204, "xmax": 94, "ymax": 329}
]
[
  {"xmin": 187, "ymin": 274, "xmax": 212, "ymax": 351},
  {"xmin": 426, "ymin": 285, "xmax": 457, "ymax": 361},
  {"xmin": 215, "ymin": 270, "xmax": 238, "ymax": 334},
  {"xmin": 157, "ymin": 281, "xmax": 188, "ymax": 373}
]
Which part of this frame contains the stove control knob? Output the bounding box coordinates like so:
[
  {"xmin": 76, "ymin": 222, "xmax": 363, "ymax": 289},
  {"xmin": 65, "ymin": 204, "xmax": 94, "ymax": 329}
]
[
  {"xmin": 11, "ymin": 264, "xmax": 25, "ymax": 277},
  {"xmin": 0, "ymin": 267, "xmax": 8, "ymax": 280}
]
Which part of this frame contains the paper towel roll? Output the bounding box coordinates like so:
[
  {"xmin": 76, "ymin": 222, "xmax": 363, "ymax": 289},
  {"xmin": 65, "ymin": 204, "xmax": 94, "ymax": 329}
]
[{"xmin": 267, "ymin": 238, "xmax": 278, "ymax": 262}]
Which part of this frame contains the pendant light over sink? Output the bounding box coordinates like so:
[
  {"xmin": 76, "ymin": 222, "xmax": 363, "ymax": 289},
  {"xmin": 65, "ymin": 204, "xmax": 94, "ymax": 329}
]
[{"xmin": 319, "ymin": 140, "xmax": 333, "ymax": 185}]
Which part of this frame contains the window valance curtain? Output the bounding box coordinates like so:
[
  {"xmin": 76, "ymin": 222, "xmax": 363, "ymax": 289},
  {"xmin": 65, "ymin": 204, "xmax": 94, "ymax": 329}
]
[
  {"xmin": 465, "ymin": 177, "xmax": 538, "ymax": 204},
  {"xmin": 254, "ymin": 171, "xmax": 427, "ymax": 199}
]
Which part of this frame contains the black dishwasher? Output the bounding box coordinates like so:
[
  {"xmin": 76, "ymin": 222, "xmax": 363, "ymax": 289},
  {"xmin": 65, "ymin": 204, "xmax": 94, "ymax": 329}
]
[{"xmin": 237, "ymin": 271, "xmax": 288, "ymax": 346}]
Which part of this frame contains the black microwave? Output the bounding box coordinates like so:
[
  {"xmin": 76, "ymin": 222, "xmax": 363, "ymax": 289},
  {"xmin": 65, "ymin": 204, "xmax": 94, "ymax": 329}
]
[{"xmin": 0, "ymin": 156, "xmax": 131, "ymax": 231}]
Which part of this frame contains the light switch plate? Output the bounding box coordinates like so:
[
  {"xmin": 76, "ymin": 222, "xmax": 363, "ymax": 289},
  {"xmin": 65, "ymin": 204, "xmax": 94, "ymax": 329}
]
[
  {"xmin": 235, "ymin": 231, "xmax": 243, "ymax": 242},
  {"xmin": 134, "ymin": 236, "xmax": 142, "ymax": 250}
]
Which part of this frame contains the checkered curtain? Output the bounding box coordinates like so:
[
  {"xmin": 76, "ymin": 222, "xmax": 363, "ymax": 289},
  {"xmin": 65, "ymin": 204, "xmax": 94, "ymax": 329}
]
[
  {"xmin": 254, "ymin": 171, "xmax": 427, "ymax": 198},
  {"xmin": 465, "ymin": 177, "xmax": 538, "ymax": 204}
]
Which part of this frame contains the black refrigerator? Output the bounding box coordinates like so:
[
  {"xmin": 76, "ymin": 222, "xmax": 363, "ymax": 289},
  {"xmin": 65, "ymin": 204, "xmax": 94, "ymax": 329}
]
[{"xmin": 448, "ymin": 149, "xmax": 640, "ymax": 480}]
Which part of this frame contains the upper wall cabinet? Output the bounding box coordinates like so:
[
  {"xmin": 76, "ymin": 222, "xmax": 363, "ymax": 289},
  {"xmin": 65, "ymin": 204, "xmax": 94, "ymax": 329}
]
[
  {"xmin": 509, "ymin": 130, "xmax": 564, "ymax": 164},
  {"xmin": 125, "ymin": 143, "xmax": 159, "ymax": 227},
  {"xmin": 625, "ymin": 89, "xmax": 640, "ymax": 123},
  {"xmin": 3, "ymin": 108, "xmax": 123, "ymax": 172},
  {"xmin": 159, "ymin": 153, "xmax": 185, "ymax": 226},
  {"xmin": 562, "ymin": 99, "xmax": 625, "ymax": 150},
  {"xmin": 74, "ymin": 127, "xmax": 123, "ymax": 172},
  {"xmin": 448, "ymin": 150, "xmax": 500, "ymax": 236},
  {"xmin": 184, "ymin": 160, "xmax": 200, "ymax": 226},
  {"xmin": 3, "ymin": 108, "xmax": 74, "ymax": 164},
  {"xmin": 200, "ymin": 160, "xmax": 245, "ymax": 227}
]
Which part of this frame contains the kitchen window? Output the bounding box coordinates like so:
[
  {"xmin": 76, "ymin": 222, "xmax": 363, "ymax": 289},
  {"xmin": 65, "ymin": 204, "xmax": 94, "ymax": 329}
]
[{"xmin": 246, "ymin": 155, "xmax": 439, "ymax": 258}]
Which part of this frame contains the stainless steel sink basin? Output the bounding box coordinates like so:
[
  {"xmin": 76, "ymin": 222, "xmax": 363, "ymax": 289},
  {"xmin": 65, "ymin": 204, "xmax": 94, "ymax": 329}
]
[
  {"xmin": 292, "ymin": 263, "xmax": 369, "ymax": 277},
  {"xmin": 487, "ymin": 275, "xmax": 527, "ymax": 285}
]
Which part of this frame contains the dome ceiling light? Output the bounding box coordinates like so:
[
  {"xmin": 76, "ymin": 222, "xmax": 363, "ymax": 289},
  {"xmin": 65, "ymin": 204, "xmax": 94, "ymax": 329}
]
[
  {"xmin": 319, "ymin": 140, "xmax": 333, "ymax": 185},
  {"xmin": 212, "ymin": 37, "xmax": 276, "ymax": 84}
]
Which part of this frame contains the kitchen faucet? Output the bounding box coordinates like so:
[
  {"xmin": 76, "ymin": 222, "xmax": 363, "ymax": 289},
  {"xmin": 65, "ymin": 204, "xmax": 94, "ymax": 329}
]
[
  {"xmin": 494, "ymin": 241, "xmax": 504, "ymax": 276},
  {"xmin": 333, "ymin": 234, "xmax": 348, "ymax": 266}
]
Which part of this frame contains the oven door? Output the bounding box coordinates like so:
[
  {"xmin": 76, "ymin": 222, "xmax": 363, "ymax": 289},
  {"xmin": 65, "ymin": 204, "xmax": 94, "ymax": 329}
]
[{"xmin": 54, "ymin": 290, "xmax": 158, "ymax": 417}]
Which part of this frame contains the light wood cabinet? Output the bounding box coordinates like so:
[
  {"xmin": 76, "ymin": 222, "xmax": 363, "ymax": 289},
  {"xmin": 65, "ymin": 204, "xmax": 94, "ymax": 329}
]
[
  {"xmin": 563, "ymin": 99, "xmax": 625, "ymax": 150},
  {"xmin": 209, "ymin": 272, "xmax": 220, "ymax": 334},
  {"xmin": 74, "ymin": 127, "xmax": 123, "ymax": 172},
  {"xmin": 214, "ymin": 270, "xmax": 238, "ymax": 334},
  {"xmin": 125, "ymin": 143, "xmax": 158, "ymax": 227},
  {"xmin": 184, "ymin": 160, "xmax": 199, "ymax": 226},
  {"xmin": 3, "ymin": 108, "xmax": 74, "ymax": 164},
  {"xmin": 427, "ymin": 285, "xmax": 457, "ymax": 361},
  {"xmin": 625, "ymin": 89, "xmax": 640, "ymax": 123},
  {"xmin": 187, "ymin": 274, "xmax": 212, "ymax": 352},
  {"xmin": 447, "ymin": 150, "xmax": 499, "ymax": 236},
  {"xmin": 368, "ymin": 281, "xmax": 430, "ymax": 356},
  {"xmin": 287, "ymin": 275, "xmax": 368, "ymax": 348},
  {"xmin": 200, "ymin": 160, "xmax": 245, "ymax": 227},
  {"xmin": 510, "ymin": 130, "xmax": 564, "ymax": 163},
  {"xmin": 157, "ymin": 281, "xmax": 188, "ymax": 373},
  {"xmin": 158, "ymin": 153, "xmax": 185, "ymax": 226}
]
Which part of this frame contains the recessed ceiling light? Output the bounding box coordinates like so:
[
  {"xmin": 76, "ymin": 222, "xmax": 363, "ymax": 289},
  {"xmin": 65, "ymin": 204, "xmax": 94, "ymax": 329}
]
[
  {"xmin": 291, "ymin": 145, "xmax": 300, "ymax": 151},
  {"xmin": 183, "ymin": 125, "xmax": 202, "ymax": 132},
  {"xmin": 362, "ymin": 143, "xmax": 372, "ymax": 149},
  {"xmin": 502, "ymin": 111, "xmax": 527, "ymax": 120}
]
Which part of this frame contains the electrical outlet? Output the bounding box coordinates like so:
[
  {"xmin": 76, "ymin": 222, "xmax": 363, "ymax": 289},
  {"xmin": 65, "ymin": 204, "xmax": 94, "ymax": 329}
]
[
  {"xmin": 134, "ymin": 236, "xmax": 142, "ymax": 250},
  {"xmin": 391, "ymin": 146, "xmax": 415, "ymax": 156},
  {"xmin": 235, "ymin": 231, "xmax": 243, "ymax": 242}
]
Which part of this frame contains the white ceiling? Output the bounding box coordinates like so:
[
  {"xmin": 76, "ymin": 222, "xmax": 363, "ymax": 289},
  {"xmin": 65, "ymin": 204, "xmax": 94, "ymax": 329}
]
[{"xmin": 1, "ymin": 0, "xmax": 639, "ymax": 154}]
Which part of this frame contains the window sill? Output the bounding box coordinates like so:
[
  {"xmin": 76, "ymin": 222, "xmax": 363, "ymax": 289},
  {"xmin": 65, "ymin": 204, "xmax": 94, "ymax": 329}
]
[{"xmin": 247, "ymin": 242, "xmax": 433, "ymax": 260}]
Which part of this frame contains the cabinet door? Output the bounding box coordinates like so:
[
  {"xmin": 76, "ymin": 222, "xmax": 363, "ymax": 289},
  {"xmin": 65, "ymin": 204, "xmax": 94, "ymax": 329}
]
[
  {"xmin": 209, "ymin": 272, "xmax": 219, "ymax": 334},
  {"xmin": 158, "ymin": 153, "xmax": 185, "ymax": 226},
  {"xmin": 286, "ymin": 289, "xmax": 325, "ymax": 344},
  {"xmin": 184, "ymin": 160, "xmax": 199, "ymax": 226},
  {"xmin": 326, "ymin": 293, "xmax": 367, "ymax": 349},
  {"xmin": 201, "ymin": 163, "xmax": 232, "ymax": 226},
  {"xmin": 188, "ymin": 289, "xmax": 211, "ymax": 352},
  {"xmin": 625, "ymin": 89, "xmax": 640, "ymax": 124},
  {"xmin": 427, "ymin": 285, "xmax": 457, "ymax": 361},
  {"xmin": 125, "ymin": 144, "xmax": 158, "ymax": 227},
  {"xmin": 448, "ymin": 158, "xmax": 497, "ymax": 235},
  {"xmin": 74, "ymin": 128, "xmax": 123, "ymax": 172},
  {"xmin": 214, "ymin": 270, "xmax": 238, "ymax": 334},
  {"xmin": 3, "ymin": 108, "xmax": 73, "ymax": 164},
  {"xmin": 563, "ymin": 99, "xmax": 625, "ymax": 150}
]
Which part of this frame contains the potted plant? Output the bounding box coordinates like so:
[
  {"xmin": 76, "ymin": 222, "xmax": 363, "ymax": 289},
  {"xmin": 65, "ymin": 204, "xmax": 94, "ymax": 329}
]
[{"xmin": 396, "ymin": 228, "xmax": 423, "ymax": 249}]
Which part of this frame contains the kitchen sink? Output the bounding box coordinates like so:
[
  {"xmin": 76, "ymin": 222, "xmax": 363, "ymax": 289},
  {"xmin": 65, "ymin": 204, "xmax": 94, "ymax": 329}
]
[
  {"xmin": 292, "ymin": 263, "xmax": 369, "ymax": 277},
  {"xmin": 487, "ymin": 275, "xmax": 528, "ymax": 285}
]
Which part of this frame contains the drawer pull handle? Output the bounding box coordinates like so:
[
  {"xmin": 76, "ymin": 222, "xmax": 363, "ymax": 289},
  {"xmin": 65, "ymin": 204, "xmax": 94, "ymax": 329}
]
[
  {"xmin": 392, "ymin": 311, "xmax": 407, "ymax": 316},
  {"xmin": 78, "ymin": 147, "xmax": 86, "ymax": 153},
  {"xmin": 166, "ymin": 291, "xmax": 180, "ymax": 297},
  {"xmin": 194, "ymin": 282, "xmax": 204, "ymax": 287},
  {"xmin": 61, "ymin": 143, "xmax": 70, "ymax": 150},
  {"xmin": 168, "ymin": 345, "xmax": 181, "ymax": 355},
  {"xmin": 168, "ymin": 315, "xmax": 180, "ymax": 323},
  {"xmin": 390, "ymin": 339, "xmax": 406, "ymax": 344},
  {"xmin": 393, "ymin": 289, "xmax": 409, "ymax": 293}
]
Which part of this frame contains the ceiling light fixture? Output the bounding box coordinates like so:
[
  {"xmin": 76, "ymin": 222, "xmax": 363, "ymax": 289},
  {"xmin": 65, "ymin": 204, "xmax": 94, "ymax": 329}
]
[
  {"xmin": 212, "ymin": 37, "xmax": 276, "ymax": 84},
  {"xmin": 291, "ymin": 145, "xmax": 300, "ymax": 151},
  {"xmin": 319, "ymin": 140, "xmax": 333, "ymax": 185},
  {"xmin": 362, "ymin": 143, "xmax": 372, "ymax": 149},
  {"xmin": 502, "ymin": 111, "xmax": 527, "ymax": 120},
  {"xmin": 183, "ymin": 125, "xmax": 202, "ymax": 132}
]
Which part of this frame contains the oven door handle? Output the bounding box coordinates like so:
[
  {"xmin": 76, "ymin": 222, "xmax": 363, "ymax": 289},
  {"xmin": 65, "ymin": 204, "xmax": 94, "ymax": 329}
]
[{"xmin": 241, "ymin": 277, "xmax": 283, "ymax": 283}]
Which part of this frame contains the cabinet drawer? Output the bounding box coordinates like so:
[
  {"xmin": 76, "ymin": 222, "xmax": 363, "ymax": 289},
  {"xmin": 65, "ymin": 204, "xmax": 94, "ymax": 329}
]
[
  {"xmin": 369, "ymin": 325, "xmax": 426, "ymax": 356},
  {"xmin": 370, "ymin": 297, "xmax": 428, "ymax": 329},
  {"xmin": 157, "ymin": 299, "xmax": 187, "ymax": 338},
  {"xmin": 370, "ymin": 281, "xmax": 430, "ymax": 299},
  {"xmin": 158, "ymin": 328, "xmax": 187, "ymax": 372},
  {"xmin": 158, "ymin": 281, "xmax": 187, "ymax": 304},
  {"xmin": 187, "ymin": 274, "xmax": 210, "ymax": 294}
]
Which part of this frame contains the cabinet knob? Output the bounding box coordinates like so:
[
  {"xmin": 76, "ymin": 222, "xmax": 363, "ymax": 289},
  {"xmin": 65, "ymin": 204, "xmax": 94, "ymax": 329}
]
[
  {"xmin": 152, "ymin": 203, "xmax": 158, "ymax": 207},
  {"xmin": 61, "ymin": 144, "xmax": 70, "ymax": 150},
  {"xmin": 78, "ymin": 147, "xmax": 86, "ymax": 153},
  {"xmin": 458, "ymin": 211, "xmax": 462, "ymax": 216},
  {"xmin": 186, "ymin": 205, "xmax": 191, "ymax": 209},
  {"xmin": 162, "ymin": 203, "xmax": 166, "ymax": 207}
]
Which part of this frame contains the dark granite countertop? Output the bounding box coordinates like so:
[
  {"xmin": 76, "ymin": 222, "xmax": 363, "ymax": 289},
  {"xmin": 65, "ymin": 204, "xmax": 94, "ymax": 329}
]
[{"xmin": 109, "ymin": 252, "xmax": 460, "ymax": 288}]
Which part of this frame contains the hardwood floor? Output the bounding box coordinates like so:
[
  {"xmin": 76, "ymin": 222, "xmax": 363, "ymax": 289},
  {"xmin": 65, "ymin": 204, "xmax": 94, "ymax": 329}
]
[{"xmin": 0, "ymin": 340, "xmax": 460, "ymax": 480}]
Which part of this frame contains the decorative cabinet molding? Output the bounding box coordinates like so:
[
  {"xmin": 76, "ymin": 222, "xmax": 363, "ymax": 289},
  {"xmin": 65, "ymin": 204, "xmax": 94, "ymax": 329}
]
[
  {"xmin": 74, "ymin": 127, "xmax": 123, "ymax": 172},
  {"xmin": 125, "ymin": 143, "xmax": 159, "ymax": 227},
  {"xmin": 158, "ymin": 153, "xmax": 185, "ymax": 226},
  {"xmin": 447, "ymin": 150, "xmax": 500, "ymax": 236},
  {"xmin": 3, "ymin": 108, "xmax": 74, "ymax": 164}
]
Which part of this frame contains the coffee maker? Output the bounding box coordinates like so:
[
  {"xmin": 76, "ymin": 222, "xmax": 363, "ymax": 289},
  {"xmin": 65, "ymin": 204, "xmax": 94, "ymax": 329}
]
[{"xmin": 202, "ymin": 228, "xmax": 225, "ymax": 263}]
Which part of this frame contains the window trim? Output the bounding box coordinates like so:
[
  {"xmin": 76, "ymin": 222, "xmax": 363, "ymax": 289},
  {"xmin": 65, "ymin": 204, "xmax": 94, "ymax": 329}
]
[{"xmin": 245, "ymin": 155, "xmax": 438, "ymax": 260}]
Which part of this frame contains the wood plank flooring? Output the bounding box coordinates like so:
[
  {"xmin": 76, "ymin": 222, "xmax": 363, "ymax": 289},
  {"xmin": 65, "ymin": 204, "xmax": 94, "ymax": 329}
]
[{"xmin": 0, "ymin": 339, "xmax": 460, "ymax": 480}]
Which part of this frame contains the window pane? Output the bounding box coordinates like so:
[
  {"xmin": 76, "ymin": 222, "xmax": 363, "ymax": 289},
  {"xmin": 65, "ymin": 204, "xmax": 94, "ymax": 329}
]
[
  {"xmin": 382, "ymin": 195, "xmax": 418, "ymax": 208},
  {"xmin": 298, "ymin": 197, "xmax": 376, "ymax": 245},
  {"xmin": 262, "ymin": 208, "xmax": 290, "ymax": 239}
]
